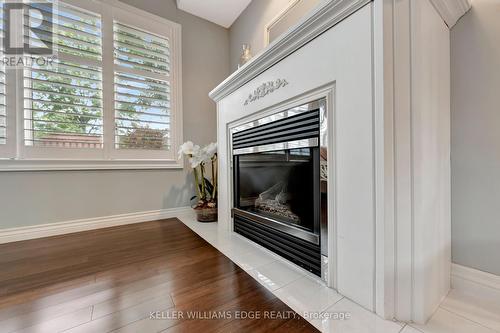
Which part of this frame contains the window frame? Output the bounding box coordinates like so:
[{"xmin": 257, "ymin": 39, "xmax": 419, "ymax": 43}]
[
  {"xmin": 0, "ymin": 68, "xmax": 17, "ymax": 159},
  {"xmin": 0, "ymin": 5, "xmax": 17, "ymax": 159},
  {"xmin": 0, "ymin": 0, "xmax": 183, "ymax": 171},
  {"xmin": 20, "ymin": 0, "xmax": 106, "ymax": 161}
]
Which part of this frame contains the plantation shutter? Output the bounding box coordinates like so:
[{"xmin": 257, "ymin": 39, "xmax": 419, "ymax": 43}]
[
  {"xmin": 113, "ymin": 22, "xmax": 171, "ymax": 151},
  {"xmin": 0, "ymin": 63, "xmax": 5, "ymax": 146},
  {"xmin": 0, "ymin": 4, "xmax": 6, "ymax": 145},
  {"xmin": 23, "ymin": 2, "xmax": 103, "ymax": 149},
  {"xmin": 0, "ymin": 0, "xmax": 181, "ymax": 166}
]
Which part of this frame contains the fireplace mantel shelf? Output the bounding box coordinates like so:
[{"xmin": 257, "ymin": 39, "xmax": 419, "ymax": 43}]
[
  {"xmin": 209, "ymin": 0, "xmax": 470, "ymax": 103},
  {"xmin": 209, "ymin": 0, "xmax": 370, "ymax": 102}
]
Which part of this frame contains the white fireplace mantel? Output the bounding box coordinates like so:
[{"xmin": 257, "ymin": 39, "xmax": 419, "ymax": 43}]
[{"xmin": 210, "ymin": 0, "xmax": 466, "ymax": 325}]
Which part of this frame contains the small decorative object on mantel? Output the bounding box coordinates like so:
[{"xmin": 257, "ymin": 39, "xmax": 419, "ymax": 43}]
[
  {"xmin": 178, "ymin": 141, "xmax": 218, "ymax": 222},
  {"xmin": 244, "ymin": 79, "xmax": 288, "ymax": 105},
  {"xmin": 238, "ymin": 43, "xmax": 252, "ymax": 69}
]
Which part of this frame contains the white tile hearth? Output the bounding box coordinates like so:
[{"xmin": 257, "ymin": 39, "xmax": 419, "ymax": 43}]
[
  {"xmin": 223, "ymin": 247, "xmax": 278, "ymax": 271},
  {"xmin": 400, "ymin": 326, "xmax": 423, "ymax": 333},
  {"xmin": 246, "ymin": 260, "xmax": 305, "ymax": 292},
  {"xmin": 274, "ymin": 275, "xmax": 343, "ymax": 314},
  {"xmin": 312, "ymin": 298, "xmax": 403, "ymax": 333},
  {"xmin": 176, "ymin": 212, "xmax": 500, "ymax": 333}
]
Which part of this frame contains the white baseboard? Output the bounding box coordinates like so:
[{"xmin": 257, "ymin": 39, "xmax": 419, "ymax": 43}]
[
  {"xmin": 0, "ymin": 206, "xmax": 192, "ymax": 244},
  {"xmin": 452, "ymin": 263, "xmax": 500, "ymax": 297}
]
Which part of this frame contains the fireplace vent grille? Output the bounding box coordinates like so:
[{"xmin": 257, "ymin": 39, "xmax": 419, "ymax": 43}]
[
  {"xmin": 234, "ymin": 212, "xmax": 322, "ymax": 275},
  {"xmin": 232, "ymin": 110, "xmax": 320, "ymax": 150}
]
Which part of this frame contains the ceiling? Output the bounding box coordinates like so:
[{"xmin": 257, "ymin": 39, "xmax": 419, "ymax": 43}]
[{"xmin": 176, "ymin": 0, "xmax": 252, "ymax": 28}]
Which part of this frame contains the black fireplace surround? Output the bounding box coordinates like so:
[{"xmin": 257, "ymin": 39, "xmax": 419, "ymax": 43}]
[{"xmin": 232, "ymin": 102, "xmax": 325, "ymax": 276}]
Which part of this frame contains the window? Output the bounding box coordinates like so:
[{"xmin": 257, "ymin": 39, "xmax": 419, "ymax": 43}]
[
  {"xmin": 113, "ymin": 23, "xmax": 171, "ymax": 152},
  {"xmin": 0, "ymin": 0, "xmax": 182, "ymax": 170},
  {"xmin": 0, "ymin": 64, "xmax": 5, "ymax": 145},
  {"xmin": 24, "ymin": 2, "xmax": 103, "ymax": 152},
  {"xmin": 0, "ymin": 4, "xmax": 6, "ymax": 146},
  {"xmin": 25, "ymin": 61, "xmax": 104, "ymax": 149},
  {"xmin": 114, "ymin": 73, "xmax": 170, "ymax": 151},
  {"xmin": 0, "ymin": 57, "xmax": 5, "ymax": 148}
]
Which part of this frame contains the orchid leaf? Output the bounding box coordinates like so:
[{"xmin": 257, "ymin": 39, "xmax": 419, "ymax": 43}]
[{"xmin": 204, "ymin": 178, "xmax": 214, "ymax": 198}]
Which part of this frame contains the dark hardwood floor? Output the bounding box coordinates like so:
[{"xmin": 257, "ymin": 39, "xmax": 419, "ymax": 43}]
[{"xmin": 0, "ymin": 218, "xmax": 318, "ymax": 332}]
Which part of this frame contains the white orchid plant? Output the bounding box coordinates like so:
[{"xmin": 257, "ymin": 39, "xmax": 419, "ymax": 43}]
[{"xmin": 178, "ymin": 141, "xmax": 218, "ymax": 209}]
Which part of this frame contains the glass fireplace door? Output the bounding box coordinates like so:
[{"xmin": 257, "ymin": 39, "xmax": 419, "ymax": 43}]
[{"xmin": 234, "ymin": 147, "xmax": 320, "ymax": 234}]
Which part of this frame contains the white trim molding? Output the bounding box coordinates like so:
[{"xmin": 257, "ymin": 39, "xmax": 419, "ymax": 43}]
[
  {"xmin": 209, "ymin": 0, "xmax": 371, "ymax": 102},
  {"xmin": 0, "ymin": 206, "xmax": 192, "ymax": 244},
  {"xmin": 428, "ymin": 0, "xmax": 471, "ymax": 28},
  {"xmin": 0, "ymin": 159, "xmax": 183, "ymax": 171},
  {"xmin": 452, "ymin": 263, "xmax": 500, "ymax": 293}
]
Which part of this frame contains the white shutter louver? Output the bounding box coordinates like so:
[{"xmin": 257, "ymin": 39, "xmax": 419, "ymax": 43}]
[
  {"xmin": 113, "ymin": 23, "xmax": 171, "ymax": 150},
  {"xmin": 23, "ymin": 2, "xmax": 103, "ymax": 148}
]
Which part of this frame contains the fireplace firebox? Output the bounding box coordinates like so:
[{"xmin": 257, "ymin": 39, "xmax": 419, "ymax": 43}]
[{"xmin": 232, "ymin": 99, "xmax": 328, "ymax": 279}]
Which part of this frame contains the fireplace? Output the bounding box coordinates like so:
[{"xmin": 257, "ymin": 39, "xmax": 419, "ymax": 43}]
[
  {"xmin": 211, "ymin": 0, "xmax": 453, "ymax": 320},
  {"xmin": 232, "ymin": 99, "xmax": 328, "ymax": 279}
]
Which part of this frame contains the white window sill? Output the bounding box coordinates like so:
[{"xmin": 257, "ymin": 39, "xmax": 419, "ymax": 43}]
[{"xmin": 0, "ymin": 159, "xmax": 183, "ymax": 171}]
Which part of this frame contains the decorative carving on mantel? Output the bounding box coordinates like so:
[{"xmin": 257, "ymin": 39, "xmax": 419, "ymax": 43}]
[{"xmin": 244, "ymin": 79, "xmax": 289, "ymax": 105}]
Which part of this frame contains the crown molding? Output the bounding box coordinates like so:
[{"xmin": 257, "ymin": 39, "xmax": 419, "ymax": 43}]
[
  {"xmin": 209, "ymin": 0, "xmax": 371, "ymax": 102},
  {"xmin": 428, "ymin": 0, "xmax": 471, "ymax": 28}
]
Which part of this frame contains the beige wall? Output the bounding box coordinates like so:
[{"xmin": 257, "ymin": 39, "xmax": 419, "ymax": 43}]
[
  {"xmin": 229, "ymin": 0, "xmax": 319, "ymax": 71},
  {"xmin": 0, "ymin": 0, "xmax": 229, "ymax": 229},
  {"xmin": 451, "ymin": 0, "xmax": 500, "ymax": 275}
]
